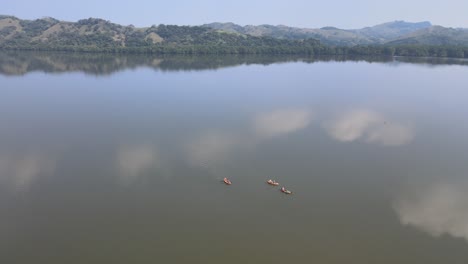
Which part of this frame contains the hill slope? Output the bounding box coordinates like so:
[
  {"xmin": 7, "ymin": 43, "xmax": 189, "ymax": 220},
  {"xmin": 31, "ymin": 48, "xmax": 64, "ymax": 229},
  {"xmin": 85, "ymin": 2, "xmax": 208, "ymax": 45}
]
[
  {"xmin": 0, "ymin": 16, "xmax": 322, "ymax": 53},
  {"xmin": 352, "ymin": 21, "xmax": 431, "ymax": 42},
  {"xmin": 205, "ymin": 22, "xmax": 372, "ymax": 45},
  {"xmin": 1, "ymin": 15, "xmax": 468, "ymax": 58},
  {"xmin": 387, "ymin": 26, "xmax": 468, "ymax": 45},
  {"xmin": 204, "ymin": 21, "xmax": 433, "ymax": 46}
]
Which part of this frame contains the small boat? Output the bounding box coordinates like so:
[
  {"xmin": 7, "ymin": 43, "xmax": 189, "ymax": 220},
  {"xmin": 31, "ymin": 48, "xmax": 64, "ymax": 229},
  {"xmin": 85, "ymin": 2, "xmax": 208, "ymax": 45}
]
[
  {"xmin": 281, "ymin": 187, "xmax": 292, "ymax": 194},
  {"xmin": 223, "ymin": 177, "xmax": 232, "ymax": 185},
  {"xmin": 267, "ymin": 179, "xmax": 279, "ymax": 186}
]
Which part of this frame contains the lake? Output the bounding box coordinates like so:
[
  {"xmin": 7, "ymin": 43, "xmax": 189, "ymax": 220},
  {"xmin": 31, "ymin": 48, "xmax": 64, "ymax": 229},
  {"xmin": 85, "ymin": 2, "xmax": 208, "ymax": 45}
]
[{"xmin": 1, "ymin": 51, "xmax": 468, "ymax": 263}]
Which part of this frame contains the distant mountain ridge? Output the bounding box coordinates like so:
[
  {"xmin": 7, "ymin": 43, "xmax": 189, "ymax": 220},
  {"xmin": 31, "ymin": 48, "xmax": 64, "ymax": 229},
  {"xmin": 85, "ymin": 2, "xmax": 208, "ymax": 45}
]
[
  {"xmin": 387, "ymin": 26, "xmax": 468, "ymax": 45},
  {"xmin": 1, "ymin": 15, "xmax": 468, "ymax": 57},
  {"xmin": 351, "ymin": 21, "xmax": 432, "ymax": 41},
  {"xmin": 204, "ymin": 21, "xmax": 437, "ymax": 46},
  {"xmin": 0, "ymin": 15, "xmax": 327, "ymax": 54}
]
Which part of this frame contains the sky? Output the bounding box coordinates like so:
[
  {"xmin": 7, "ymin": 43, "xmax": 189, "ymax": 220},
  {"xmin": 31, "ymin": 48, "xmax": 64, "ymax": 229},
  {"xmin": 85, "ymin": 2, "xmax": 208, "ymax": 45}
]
[{"xmin": 2, "ymin": 0, "xmax": 468, "ymax": 29}]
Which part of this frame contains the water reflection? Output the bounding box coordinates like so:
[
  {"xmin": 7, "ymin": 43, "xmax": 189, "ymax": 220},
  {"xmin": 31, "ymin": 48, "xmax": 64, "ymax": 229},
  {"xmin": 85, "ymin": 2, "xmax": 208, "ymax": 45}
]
[
  {"xmin": 0, "ymin": 51, "xmax": 393, "ymax": 76},
  {"xmin": 187, "ymin": 108, "xmax": 314, "ymax": 169},
  {"xmin": 3, "ymin": 51, "xmax": 468, "ymax": 77},
  {"xmin": 325, "ymin": 109, "xmax": 414, "ymax": 146},
  {"xmin": 2, "ymin": 52, "xmax": 468, "ymax": 263},
  {"xmin": 186, "ymin": 107, "xmax": 413, "ymax": 170},
  {"xmin": 186, "ymin": 132, "xmax": 242, "ymax": 168},
  {"xmin": 0, "ymin": 107, "xmax": 415, "ymax": 189},
  {"xmin": 3, "ymin": 51, "xmax": 467, "ymax": 77},
  {"xmin": 253, "ymin": 109, "xmax": 313, "ymax": 139},
  {"xmin": 394, "ymin": 56, "xmax": 468, "ymax": 67},
  {"xmin": 0, "ymin": 152, "xmax": 56, "ymax": 189},
  {"xmin": 393, "ymin": 182, "xmax": 468, "ymax": 242},
  {"xmin": 116, "ymin": 145, "xmax": 159, "ymax": 183}
]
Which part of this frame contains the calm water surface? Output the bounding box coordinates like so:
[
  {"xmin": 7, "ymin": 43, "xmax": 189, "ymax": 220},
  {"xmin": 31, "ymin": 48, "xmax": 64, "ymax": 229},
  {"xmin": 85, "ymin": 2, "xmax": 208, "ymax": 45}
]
[{"xmin": 1, "ymin": 52, "xmax": 468, "ymax": 263}]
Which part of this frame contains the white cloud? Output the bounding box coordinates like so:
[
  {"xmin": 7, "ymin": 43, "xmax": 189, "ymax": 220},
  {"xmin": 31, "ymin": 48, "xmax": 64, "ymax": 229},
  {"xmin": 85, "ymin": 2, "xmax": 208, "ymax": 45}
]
[
  {"xmin": 253, "ymin": 108, "xmax": 313, "ymax": 139},
  {"xmin": 393, "ymin": 182, "xmax": 468, "ymax": 241},
  {"xmin": 326, "ymin": 109, "xmax": 414, "ymax": 146}
]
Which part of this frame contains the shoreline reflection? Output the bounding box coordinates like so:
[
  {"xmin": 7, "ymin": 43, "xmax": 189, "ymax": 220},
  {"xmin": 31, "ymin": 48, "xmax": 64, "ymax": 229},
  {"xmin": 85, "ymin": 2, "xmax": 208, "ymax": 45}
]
[{"xmin": 2, "ymin": 51, "xmax": 467, "ymax": 77}]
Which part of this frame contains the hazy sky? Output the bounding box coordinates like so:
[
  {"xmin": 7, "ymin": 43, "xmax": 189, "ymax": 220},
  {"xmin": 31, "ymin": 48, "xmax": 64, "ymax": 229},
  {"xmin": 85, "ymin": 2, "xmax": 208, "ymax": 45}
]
[{"xmin": 3, "ymin": 0, "xmax": 467, "ymax": 28}]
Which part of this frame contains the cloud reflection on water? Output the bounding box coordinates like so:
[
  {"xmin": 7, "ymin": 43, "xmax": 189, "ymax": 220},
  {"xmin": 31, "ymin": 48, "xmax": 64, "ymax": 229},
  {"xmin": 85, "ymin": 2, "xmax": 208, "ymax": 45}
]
[
  {"xmin": 253, "ymin": 109, "xmax": 313, "ymax": 139},
  {"xmin": 186, "ymin": 132, "xmax": 242, "ymax": 168},
  {"xmin": 0, "ymin": 153, "xmax": 56, "ymax": 189},
  {"xmin": 116, "ymin": 145, "xmax": 158, "ymax": 183},
  {"xmin": 326, "ymin": 109, "xmax": 414, "ymax": 146},
  {"xmin": 393, "ymin": 182, "xmax": 468, "ymax": 242},
  {"xmin": 0, "ymin": 107, "xmax": 416, "ymax": 189},
  {"xmin": 186, "ymin": 108, "xmax": 314, "ymax": 169}
]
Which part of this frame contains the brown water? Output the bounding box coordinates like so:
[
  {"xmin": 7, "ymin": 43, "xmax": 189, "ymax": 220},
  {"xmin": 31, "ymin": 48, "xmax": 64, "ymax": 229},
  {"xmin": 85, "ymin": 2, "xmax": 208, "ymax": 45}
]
[{"xmin": 1, "ymin": 52, "xmax": 468, "ymax": 263}]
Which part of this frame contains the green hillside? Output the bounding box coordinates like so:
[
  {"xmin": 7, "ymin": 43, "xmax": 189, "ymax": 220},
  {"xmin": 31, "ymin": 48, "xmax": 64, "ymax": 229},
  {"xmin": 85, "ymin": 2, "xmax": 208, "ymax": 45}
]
[
  {"xmin": 1, "ymin": 16, "xmax": 468, "ymax": 58},
  {"xmin": 0, "ymin": 16, "xmax": 323, "ymax": 54},
  {"xmin": 387, "ymin": 26, "xmax": 468, "ymax": 45},
  {"xmin": 204, "ymin": 22, "xmax": 373, "ymax": 45},
  {"xmin": 204, "ymin": 21, "xmax": 433, "ymax": 46}
]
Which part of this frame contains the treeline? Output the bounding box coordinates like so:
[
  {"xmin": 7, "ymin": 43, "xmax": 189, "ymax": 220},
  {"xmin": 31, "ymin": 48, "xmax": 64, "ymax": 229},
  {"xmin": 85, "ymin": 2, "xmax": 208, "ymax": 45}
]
[
  {"xmin": 308, "ymin": 45, "xmax": 468, "ymax": 58},
  {"xmin": 0, "ymin": 44, "xmax": 318, "ymax": 55},
  {"xmin": 2, "ymin": 42, "xmax": 468, "ymax": 58},
  {"xmin": 0, "ymin": 38, "xmax": 324, "ymax": 55}
]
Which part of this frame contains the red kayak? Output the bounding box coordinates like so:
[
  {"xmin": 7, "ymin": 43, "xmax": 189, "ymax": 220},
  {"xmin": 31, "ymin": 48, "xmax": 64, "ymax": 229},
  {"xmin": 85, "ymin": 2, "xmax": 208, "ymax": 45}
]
[
  {"xmin": 267, "ymin": 179, "xmax": 279, "ymax": 186},
  {"xmin": 281, "ymin": 187, "xmax": 292, "ymax": 194},
  {"xmin": 223, "ymin": 177, "xmax": 232, "ymax": 185}
]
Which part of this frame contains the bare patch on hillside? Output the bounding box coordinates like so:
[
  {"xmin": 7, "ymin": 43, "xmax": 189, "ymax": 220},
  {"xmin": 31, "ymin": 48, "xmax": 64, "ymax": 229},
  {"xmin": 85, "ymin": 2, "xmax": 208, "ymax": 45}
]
[{"xmin": 145, "ymin": 32, "xmax": 163, "ymax": 43}]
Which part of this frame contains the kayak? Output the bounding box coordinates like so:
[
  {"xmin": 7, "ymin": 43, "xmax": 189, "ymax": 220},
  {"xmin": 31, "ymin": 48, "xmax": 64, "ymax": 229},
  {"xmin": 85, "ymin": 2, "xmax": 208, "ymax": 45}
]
[
  {"xmin": 267, "ymin": 179, "xmax": 279, "ymax": 186},
  {"xmin": 281, "ymin": 187, "xmax": 292, "ymax": 194},
  {"xmin": 223, "ymin": 177, "xmax": 232, "ymax": 185}
]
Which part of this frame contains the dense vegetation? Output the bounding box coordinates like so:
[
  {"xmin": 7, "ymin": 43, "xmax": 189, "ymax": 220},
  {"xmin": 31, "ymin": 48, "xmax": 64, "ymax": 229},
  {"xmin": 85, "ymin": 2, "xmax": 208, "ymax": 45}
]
[
  {"xmin": 205, "ymin": 21, "xmax": 433, "ymax": 46},
  {"xmin": 331, "ymin": 45, "xmax": 468, "ymax": 58},
  {"xmin": 1, "ymin": 16, "xmax": 468, "ymax": 58}
]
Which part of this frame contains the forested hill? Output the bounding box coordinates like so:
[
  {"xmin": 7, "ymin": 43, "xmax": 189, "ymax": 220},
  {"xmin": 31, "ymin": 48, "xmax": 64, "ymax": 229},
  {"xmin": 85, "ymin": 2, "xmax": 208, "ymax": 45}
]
[
  {"xmin": 387, "ymin": 26, "xmax": 468, "ymax": 45},
  {"xmin": 204, "ymin": 21, "xmax": 468, "ymax": 47},
  {"xmin": 204, "ymin": 21, "xmax": 433, "ymax": 46},
  {"xmin": 1, "ymin": 15, "xmax": 468, "ymax": 58},
  {"xmin": 0, "ymin": 15, "xmax": 322, "ymax": 54}
]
